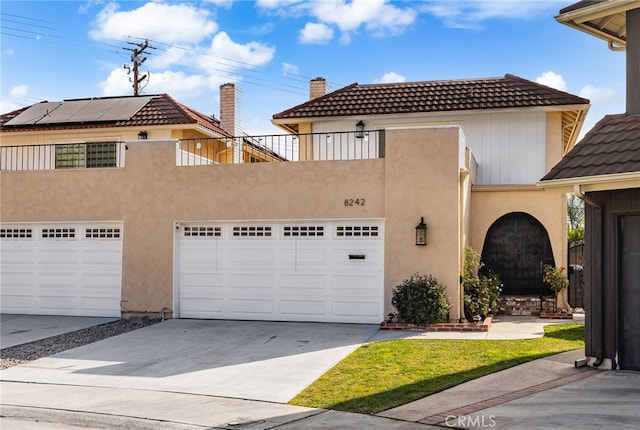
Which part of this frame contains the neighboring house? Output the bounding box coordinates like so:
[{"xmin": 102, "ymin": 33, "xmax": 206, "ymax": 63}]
[
  {"xmin": 0, "ymin": 84, "xmax": 282, "ymax": 169},
  {"xmin": 539, "ymin": 0, "xmax": 640, "ymax": 371},
  {"xmin": 0, "ymin": 74, "xmax": 588, "ymax": 325}
]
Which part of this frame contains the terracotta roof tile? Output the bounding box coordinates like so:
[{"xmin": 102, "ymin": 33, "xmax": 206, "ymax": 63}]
[
  {"xmin": 273, "ymin": 74, "xmax": 589, "ymax": 120},
  {"xmin": 0, "ymin": 94, "xmax": 227, "ymax": 136},
  {"xmin": 541, "ymin": 113, "xmax": 640, "ymax": 181}
]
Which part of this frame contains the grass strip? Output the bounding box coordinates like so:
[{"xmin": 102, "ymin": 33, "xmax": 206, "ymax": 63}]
[{"xmin": 290, "ymin": 323, "xmax": 584, "ymax": 414}]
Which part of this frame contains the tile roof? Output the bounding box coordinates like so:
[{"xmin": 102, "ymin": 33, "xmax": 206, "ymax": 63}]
[
  {"xmin": 559, "ymin": 1, "xmax": 606, "ymax": 15},
  {"xmin": 0, "ymin": 94, "xmax": 228, "ymax": 136},
  {"xmin": 541, "ymin": 113, "xmax": 640, "ymax": 181},
  {"xmin": 272, "ymin": 74, "xmax": 589, "ymax": 120}
]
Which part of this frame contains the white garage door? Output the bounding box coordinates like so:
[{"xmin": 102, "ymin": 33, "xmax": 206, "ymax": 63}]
[
  {"xmin": 0, "ymin": 222, "xmax": 123, "ymax": 317},
  {"xmin": 177, "ymin": 220, "xmax": 384, "ymax": 323}
]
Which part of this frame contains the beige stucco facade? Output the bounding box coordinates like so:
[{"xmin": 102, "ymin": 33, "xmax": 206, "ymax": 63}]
[{"xmin": 1, "ymin": 126, "xmax": 472, "ymax": 320}]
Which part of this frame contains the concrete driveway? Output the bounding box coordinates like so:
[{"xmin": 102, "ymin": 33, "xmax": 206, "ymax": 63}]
[
  {"xmin": 1, "ymin": 314, "xmax": 119, "ymax": 349},
  {"xmin": 0, "ymin": 319, "xmax": 379, "ymax": 403}
]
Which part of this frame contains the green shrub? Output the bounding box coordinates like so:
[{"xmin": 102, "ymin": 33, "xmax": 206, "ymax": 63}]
[
  {"xmin": 463, "ymin": 247, "xmax": 502, "ymax": 320},
  {"xmin": 392, "ymin": 274, "xmax": 452, "ymax": 325}
]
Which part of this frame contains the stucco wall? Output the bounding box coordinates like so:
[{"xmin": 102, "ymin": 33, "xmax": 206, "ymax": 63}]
[
  {"xmin": 470, "ymin": 188, "xmax": 568, "ymax": 269},
  {"xmin": 1, "ymin": 127, "xmax": 465, "ymax": 320},
  {"xmin": 384, "ymin": 127, "xmax": 463, "ymax": 320}
]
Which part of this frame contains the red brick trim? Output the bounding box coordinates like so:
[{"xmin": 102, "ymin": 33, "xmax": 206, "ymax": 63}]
[
  {"xmin": 540, "ymin": 312, "xmax": 574, "ymax": 319},
  {"xmin": 380, "ymin": 316, "xmax": 492, "ymax": 332},
  {"xmin": 418, "ymin": 369, "xmax": 599, "ymax": 425}
]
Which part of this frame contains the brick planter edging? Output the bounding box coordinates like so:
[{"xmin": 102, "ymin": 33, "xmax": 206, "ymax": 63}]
[
  {"xmin": 539, "ymin": 312, "xmax": 574, "ymax": 319},
  {"xmin": 380, "ymin": 316, "xmax": 492, "ymax": 332}
]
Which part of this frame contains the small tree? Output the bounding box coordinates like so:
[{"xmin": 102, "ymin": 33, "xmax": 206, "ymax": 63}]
[
  {"xmin": 567, "ymin": 193, "xmax": 585, "ymax": 246},
  {"xmin": 542, "ymin": 265, "xmax": 569, "ymax": 312},
  {"xmin": 392, "ymin": 274, "xmax": 452, "ymax": 325},
  {"xmin": 463, "ymin": 247, "xmax": 502, "ymax": 320}
]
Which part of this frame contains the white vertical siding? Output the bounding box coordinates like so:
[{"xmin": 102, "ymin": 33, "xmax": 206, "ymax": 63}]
[
  {"xmin": 310, "ymin": 112, "xmax": 547, "ymax": 184},
  {"xmin": 462, "ymin": 112, "xmax": 546, "ymax": 185}
]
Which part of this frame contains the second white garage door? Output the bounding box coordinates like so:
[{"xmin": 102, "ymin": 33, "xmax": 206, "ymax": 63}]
[
  {"xmin": 0, "ymin": 222, "xmax": 123, "ymax": 317},
  {"xmin": 176, "ymin": 220, "xmax": 384, "ymax": 323}
]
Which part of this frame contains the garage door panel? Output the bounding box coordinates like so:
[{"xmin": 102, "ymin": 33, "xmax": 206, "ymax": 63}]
[
  {"xmin": 177, "ymin": 220, "xmax": 383, "ymax": 323},
  {"xmin": 228, "ymin": 299, "xmax": 274, "ymax": 314},
  {"xmin": 37, "ymin": 249, "xmax": 78, "ymax": 264},
  {"xmin": 229, "ymin": 273, "xmax": 274, "ymax": 290},
  {"xmin": 280, "ymin": 300, "xmax": 327, "ymax": 316},
  {"xmin": 181, "ymin": 298, "xmax": 225, "ymax": 314},
  {"xmin": 180, "ymin": 244, "xmax": 220, "ymax": 264},
  {"xmin": 1, "ymin": 247, "xmax": 35, "ymax": 263},
  {"xmin": 333, "ymin": 301, "xmax": 382, "ymax": 320},
  {"xmin": 229, "ymin": 246, "xmax": 275, "ymax": 266},
  {"xmin": 280, "ymin": 248, "xmax": 331, "ymax": 269},
  {"xmin": 280, "ymin": 274, "xmax": 328, "ymax": 292},
  {"xmin": 81, "ymin": 249, "xmax": 123, "ymax": 265},
  {"xmin": 0, "ymin": 222, "xmax": 123, "ymax": 317}
]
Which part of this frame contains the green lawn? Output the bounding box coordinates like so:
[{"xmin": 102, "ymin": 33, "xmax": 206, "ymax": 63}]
[{"xmin": 290, "ymin": 323, "xmax": 584, "ymax": 414}]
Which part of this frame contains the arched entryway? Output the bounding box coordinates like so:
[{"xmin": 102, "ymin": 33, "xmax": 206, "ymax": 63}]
[{"xmin": 481, "ymin": 212, "xmax": 554, "ymax": 296}]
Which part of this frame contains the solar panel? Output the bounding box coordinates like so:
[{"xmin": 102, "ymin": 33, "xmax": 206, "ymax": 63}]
[
  {"xmin": 4, "ymin": 102, "xmax": 62, "ymax": 126},
  {"xmin": 4, "ymin": 96, "xmax": 154, "ymax": 126}
]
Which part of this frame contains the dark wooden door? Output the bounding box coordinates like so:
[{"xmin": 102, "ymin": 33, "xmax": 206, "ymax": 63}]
[
  {"xmin": 481, "ymin": 212, "xmax": 554, "ymax": 296},
  {"xmin": 619, "ymin": 215, "xmax": 640, "ymax": 370}
]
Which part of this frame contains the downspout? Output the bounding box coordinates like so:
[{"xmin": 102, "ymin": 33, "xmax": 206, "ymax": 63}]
[{"xmin": 574, "ymin": 185, "xmax": 605, "ymax": 367}]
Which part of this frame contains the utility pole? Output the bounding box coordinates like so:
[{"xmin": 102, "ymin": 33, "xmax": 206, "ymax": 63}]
[{"xmin": 123, "ymin": 39, "xmax": 155, "ymax": 96}]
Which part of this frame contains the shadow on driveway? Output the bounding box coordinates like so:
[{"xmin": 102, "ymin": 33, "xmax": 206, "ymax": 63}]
[{"xmin": 1, "ymin": 319, "xmax": 379, "ymax": 403}]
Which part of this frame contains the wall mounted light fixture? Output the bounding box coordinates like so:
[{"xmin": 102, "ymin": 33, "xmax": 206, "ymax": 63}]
[
  {"xmin": 355, "ymin": 120, "xmax": 365, "ymax": 139},
  {"xmin": 196, "ymin": 141, "xmax": 202, "ymax": 149},
  {"xmin": 138, "ymin": 131, "xmax": 148, "ymax": 140},
  {"xmin": 415, "ymin": 217, "xmax": 427, "ymax": 246}
]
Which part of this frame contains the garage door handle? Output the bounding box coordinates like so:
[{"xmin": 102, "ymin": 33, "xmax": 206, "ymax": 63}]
[{"xmin": 349, "ymin": 254, "xmax": 366, "ymax": 260}]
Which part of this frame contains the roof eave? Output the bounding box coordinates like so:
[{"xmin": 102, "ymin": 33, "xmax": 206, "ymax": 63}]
[
  {"xmin": 537, "ymin": 171, "xmax": 640, "ymax": 192},
  {"xmin": 270, "ymin": 104, "xmax": 590, "ymax": 125},
  {"xmin": 555, "ymin": 0, "xmax": 640, "ymax": 48}
]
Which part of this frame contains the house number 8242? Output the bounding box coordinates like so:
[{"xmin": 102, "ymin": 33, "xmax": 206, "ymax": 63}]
[{"xmin": 344, "ymin": 198, "xmax": 365, "ymax": 206}]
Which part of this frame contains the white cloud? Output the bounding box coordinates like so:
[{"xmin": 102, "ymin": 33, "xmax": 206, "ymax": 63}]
[
  {"xmin": 256, "ymin": 0, "xmax": 301, "ymax": 8},
  {"xmin": 299, "ymin": 22, "xmax": 334, "ymax": 44},
  {"xmin": 536, "ymin": 71, "xmax": 567, "ymax": 92},
  {"xmin": 10, "ymin": 84, "xmax": 29, "ymax": 98},
  {"xmin": 311, "ymin": 0, "xmax": 416, "ymax": 36},
  {"xmin": 99, "ymin": 67, "xmax": 209, "ymax": 100},
  {"xmin": 282, "ymin": 62, "xmax": 299, "ymax": 75},
  {"xmin": 206, "ymin": 32, "xmax": 274, "ymax": 68},
  {"xmin": 579, "ymin": 85, "xmax": 617, "ymax": 102},
  {"xmin": 260, "ymin": 0, "xmax": 416, "ymax": 43},
  {"xmin": 0, "ymin": 84, "xmax": 31, "ymax": 113},
  {"xmin": 89, "ymin": 3, "xmax": 274, "ymax": 106},
  {"xmin": 89, "ymin": 2, "xmax": 217, "ymax": 43},
  {"xmin": 419, "ymin": 0, "xmax": 566, "ymax": 29},
  {"xmin": 373, "ymin": 72, "xmax": 406, "ymax": 84}
]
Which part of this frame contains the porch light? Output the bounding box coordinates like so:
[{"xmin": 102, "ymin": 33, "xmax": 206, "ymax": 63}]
[
  {"xmin": 355, "ymin": 120, "xmax": 365, "ymax": 139},
  {"xmin": 138, "ymin": 131, "xmax": 148, "ymax": 140},
  {"xmin": 415, "ymin": 217, "xmax": 427, "ymax": 246},
  {"xmin": 196, "ymin": 141, "xmax": 202, "ymax": 149}
]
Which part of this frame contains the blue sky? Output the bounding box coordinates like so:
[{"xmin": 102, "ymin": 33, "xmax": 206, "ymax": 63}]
[{"xmin": 0, "ymin": 0, "xmax": 626, "ymax": 136}]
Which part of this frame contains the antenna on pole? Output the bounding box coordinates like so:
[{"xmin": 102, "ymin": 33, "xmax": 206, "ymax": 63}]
[{"xmin": 123, "ymin": 39, "xmax": 155, "ymax": 96}]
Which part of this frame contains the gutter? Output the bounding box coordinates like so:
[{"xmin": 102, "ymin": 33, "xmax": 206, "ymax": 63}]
[{"xmin": 573, "ymin": 185, "xmax": 606, "ymax": 367}]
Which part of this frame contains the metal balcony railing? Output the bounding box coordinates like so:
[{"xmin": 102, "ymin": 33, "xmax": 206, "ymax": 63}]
[
  {"xmin": 177, "ymin": 130, "xmax": 385, "ymax": 166},
  {"xmin": 1, "ymin": 142, "xmax": 125, "ymax": 171}
]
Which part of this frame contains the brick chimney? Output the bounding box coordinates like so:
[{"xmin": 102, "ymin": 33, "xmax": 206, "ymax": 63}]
[
  {"xmin": 220, "ymin": 83, "xmax": 243, "ymax": 135},
  {"xmin": 627, "ymin": 8, "xmax": 640, "ymax": 115},
  {"xmin": 310, "ymin": 77, "xmax": 327, "ymax": 100}
]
